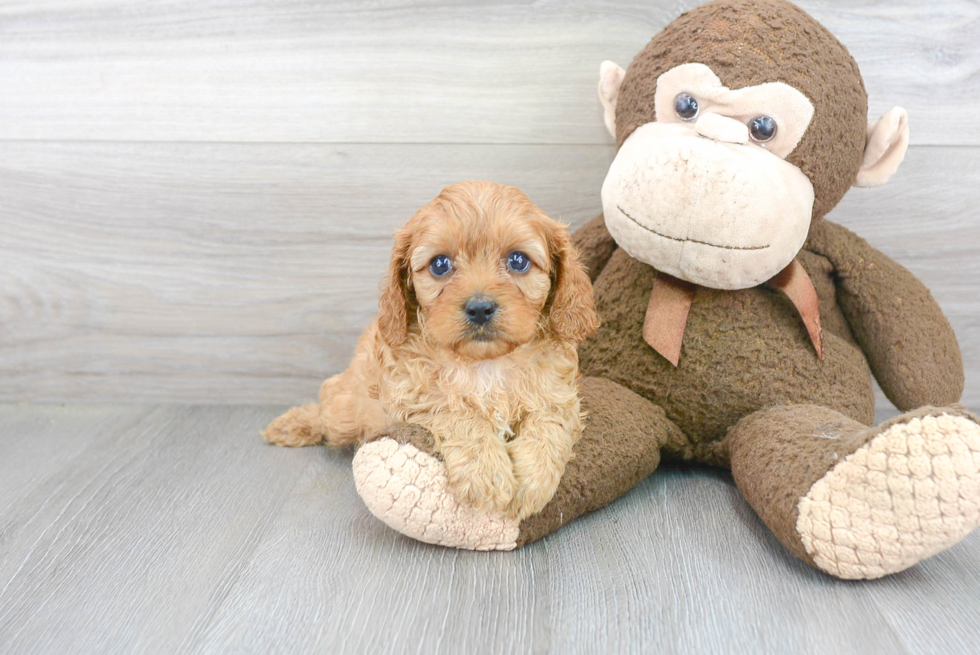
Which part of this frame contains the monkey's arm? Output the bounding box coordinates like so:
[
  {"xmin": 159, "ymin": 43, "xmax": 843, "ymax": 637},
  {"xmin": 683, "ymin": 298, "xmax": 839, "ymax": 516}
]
[
  {"xmin": 806, "ymin": 220, "xmax": 964, "ymax": 411},
  {"xmin": 572, "ymin": 213, "xmax": 618, "ymax": 283}
]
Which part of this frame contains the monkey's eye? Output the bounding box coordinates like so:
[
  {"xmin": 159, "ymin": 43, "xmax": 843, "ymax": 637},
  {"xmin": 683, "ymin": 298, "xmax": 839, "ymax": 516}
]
[
  {"xmin": 429, "ymin": 255, "xmax": 453, "ymax": 277},
  {"xmin": 674, "ymin": 93, "xmax": 699, "ymax": 121},
  {"xmin": 506, "ymin": 251, "xmax": 531, "ymax": 274},
  {"xmin": 749, "ymin": 115, "xmax": 777, "ymax": 143}
]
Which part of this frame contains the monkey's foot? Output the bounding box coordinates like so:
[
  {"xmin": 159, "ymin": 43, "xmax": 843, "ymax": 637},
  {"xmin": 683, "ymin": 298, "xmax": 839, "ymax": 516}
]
[
  {"xmin": 353, "ymin": 436, "xmax": 519, "ymax": 551},
  {"xmin": 797, "ymin": 409, "xmax": 980, "ymax": 579}
]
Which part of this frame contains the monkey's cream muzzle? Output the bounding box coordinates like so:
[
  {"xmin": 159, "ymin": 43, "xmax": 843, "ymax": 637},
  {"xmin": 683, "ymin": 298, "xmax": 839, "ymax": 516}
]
[{"xmin": 602, "ymin": 120, "xmax": 815, "ymax": 290}]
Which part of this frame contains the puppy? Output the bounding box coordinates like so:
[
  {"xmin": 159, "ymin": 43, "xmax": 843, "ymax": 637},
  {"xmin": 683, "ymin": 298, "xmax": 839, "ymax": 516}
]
[{"xmin": 263, "ymin": 180, "xmax": 599, "ymax": 520}]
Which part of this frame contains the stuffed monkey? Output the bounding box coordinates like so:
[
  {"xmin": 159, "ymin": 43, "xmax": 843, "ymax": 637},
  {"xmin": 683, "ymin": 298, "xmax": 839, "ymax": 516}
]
[{"xmin": 351, "ymin": 0, "xmax": 980, "ymax": 579}]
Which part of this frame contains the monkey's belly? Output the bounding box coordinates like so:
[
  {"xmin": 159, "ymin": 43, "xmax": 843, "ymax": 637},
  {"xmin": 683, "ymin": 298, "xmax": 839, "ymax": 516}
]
[{"xmin": 580, "ymin": 251, "xmax": 876, "ymax": 449}]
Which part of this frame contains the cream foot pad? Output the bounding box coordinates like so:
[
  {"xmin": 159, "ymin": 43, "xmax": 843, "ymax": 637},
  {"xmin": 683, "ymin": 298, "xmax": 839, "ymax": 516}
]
[
  {"xmin": 797, "ymin": 413, "xmax": 980, "ymax": 579},
  {"xmin": 353, "ymin": 438, "xmax": 520, "ymax": 551}
]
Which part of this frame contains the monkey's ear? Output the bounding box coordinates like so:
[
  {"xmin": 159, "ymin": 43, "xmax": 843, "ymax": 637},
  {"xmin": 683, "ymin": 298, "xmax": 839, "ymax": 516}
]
[
  {"xmin": 854, "ymin": 107, "xmax": 909, "ymax": 188},
  {"xmin": 598, "ymin": 61, "xmax": 626, "ymax": 139}
]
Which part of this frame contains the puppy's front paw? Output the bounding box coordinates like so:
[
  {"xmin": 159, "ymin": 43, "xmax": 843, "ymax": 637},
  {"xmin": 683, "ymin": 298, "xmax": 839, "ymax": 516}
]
[
  {"xmin": 442, "ymin": 441, "xmax": 517, "ymax": 515},
  {"xmin": 508, "ymin": 442, "xmax": 565, "ymax": 520}
]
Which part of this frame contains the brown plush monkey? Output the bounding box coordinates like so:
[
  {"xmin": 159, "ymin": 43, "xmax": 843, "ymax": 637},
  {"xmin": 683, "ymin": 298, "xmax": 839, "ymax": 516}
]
[{"xmin": 351, "ymin": 0, "xmax": 980, "ymax": 579}]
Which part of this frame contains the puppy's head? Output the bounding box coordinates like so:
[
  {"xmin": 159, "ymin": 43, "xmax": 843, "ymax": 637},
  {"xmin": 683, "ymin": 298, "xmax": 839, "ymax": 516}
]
[{"xmin": 378, "ymin": 181, "xmax": 599, "ymax": 360}]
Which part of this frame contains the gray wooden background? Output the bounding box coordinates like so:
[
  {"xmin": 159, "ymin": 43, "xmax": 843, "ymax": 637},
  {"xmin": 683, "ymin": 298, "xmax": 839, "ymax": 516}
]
[{"xmin": 1, "ymin": 0, "xmax": 978, "ymax": 406}]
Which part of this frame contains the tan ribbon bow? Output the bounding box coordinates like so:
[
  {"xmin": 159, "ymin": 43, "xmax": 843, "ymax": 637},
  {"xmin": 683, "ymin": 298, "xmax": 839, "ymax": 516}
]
[{"xmin": 642, "ymin": 259, "xmax": 824, "ymax": 367}]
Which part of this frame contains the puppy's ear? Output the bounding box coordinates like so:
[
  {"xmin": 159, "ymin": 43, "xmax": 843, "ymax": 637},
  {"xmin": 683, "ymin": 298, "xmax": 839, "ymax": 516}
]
[
  {"xmin": 378, "ymin": 224, "xmax": 414, "ymax": 347},
  {"xmin": 548, "ymin": 225, "xmax": 600, "ymax": 343}
]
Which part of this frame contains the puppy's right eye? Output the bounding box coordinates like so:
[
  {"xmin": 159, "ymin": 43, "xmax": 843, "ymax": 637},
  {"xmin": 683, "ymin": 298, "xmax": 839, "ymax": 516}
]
[{"xmin": 429, "ymin": 255, "xmax": 453, "ymax": 278}]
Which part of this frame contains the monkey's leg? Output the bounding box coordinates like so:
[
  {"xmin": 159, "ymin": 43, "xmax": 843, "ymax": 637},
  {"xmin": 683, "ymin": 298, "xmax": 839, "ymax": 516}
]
[
  {"xmin": 352, "ymin": 377, "xmax": 681, "ymax": 550},
  {"xmin": 727, "ymin": 404, "xmax": 980, "ymax": 579}
]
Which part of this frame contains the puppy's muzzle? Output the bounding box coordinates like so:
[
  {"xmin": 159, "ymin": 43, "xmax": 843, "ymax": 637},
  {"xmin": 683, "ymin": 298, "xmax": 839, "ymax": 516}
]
[{"xmin": 463, "ymin": 297, "xmax": 498, "ymax": 327}]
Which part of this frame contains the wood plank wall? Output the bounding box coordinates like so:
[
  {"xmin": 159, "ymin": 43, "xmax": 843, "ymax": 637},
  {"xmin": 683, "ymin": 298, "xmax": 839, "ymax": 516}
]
[{"xmin": 1, "ymin": 0, "xmax": 978, "ymax": 405}]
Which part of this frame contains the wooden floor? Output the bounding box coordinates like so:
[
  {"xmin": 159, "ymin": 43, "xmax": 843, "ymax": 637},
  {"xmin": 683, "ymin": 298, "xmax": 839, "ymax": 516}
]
[{"xmin": 2, "ymin": 404, "xmax": 979, "ymax": 655}]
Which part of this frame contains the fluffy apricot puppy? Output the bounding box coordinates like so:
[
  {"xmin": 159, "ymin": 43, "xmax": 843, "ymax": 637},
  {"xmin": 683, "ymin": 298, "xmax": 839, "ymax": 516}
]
[{"xmin": 263, "ymin": 180, "xmax": 599, "ymax": 520}]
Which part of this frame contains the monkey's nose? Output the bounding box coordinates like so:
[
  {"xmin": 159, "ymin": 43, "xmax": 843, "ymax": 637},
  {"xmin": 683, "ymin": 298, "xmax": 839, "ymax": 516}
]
[
  {"xmin": 464, "ymin": 297, "xmax": 498, "ymax": 326},
  {"xmin": 695, "ymin": 112, "xmax": 749, "ymax": 144}
]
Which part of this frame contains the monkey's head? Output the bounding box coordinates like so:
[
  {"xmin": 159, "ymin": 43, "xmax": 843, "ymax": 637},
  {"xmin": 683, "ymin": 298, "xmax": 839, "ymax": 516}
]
[{"xmin": 598, "ymin": 0, "xmax": 910, "ymax": 289}]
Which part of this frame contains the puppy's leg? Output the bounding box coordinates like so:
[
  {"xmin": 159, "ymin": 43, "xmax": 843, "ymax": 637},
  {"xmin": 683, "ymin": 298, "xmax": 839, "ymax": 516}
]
[
  {"xmin": 263, "ymin": 402, "xmax": 325, "ymax": 447},
  {"xmin": 317, "ymin": 365, "xmax": 385, "ymax": 446},
  {"xmin": 507, "ymin": 411, "xmax": 579, "ymax": 520},
  {"xmin": 437, "ymin": 417, "xmax": 517, "ymax": 515},
  {"xmin": 264, "ymin": 323, "xmax": 386, "ymax": 447}
]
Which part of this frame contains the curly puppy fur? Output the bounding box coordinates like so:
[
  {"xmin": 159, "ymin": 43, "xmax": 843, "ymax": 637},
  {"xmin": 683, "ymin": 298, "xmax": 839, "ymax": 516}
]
[{"xmin": 264, "ymin": 181, "xmax": 600, "ymax": 520}]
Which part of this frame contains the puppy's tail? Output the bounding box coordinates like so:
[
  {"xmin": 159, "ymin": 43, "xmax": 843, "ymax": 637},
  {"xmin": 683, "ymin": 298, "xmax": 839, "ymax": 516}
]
[{"xmin": 262, "ymin": 403, "xmax": 326, "ymax": 447}]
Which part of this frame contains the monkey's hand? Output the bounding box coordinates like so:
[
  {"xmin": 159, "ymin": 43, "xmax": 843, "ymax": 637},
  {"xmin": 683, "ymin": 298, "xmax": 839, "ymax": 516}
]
[{"xmin": 806, "ymin": 219, "xmax": 963, "ymax": 410}]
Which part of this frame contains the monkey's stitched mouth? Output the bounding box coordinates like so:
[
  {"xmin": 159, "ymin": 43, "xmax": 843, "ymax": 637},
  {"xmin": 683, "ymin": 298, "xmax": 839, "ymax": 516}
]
[{"xmin": 617, "ymin": 205, "xmax": 769, "ymax": 251}]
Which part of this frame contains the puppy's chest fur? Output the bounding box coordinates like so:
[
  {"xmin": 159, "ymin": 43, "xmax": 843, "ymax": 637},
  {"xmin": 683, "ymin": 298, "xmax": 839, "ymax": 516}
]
[{"xmin": 376, "ymin": 331, "xmax": 579, "ymax": 443}]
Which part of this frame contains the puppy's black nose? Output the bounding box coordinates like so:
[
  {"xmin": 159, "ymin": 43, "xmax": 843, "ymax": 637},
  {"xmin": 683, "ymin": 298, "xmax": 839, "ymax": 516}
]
[{"xmin": 464, "ymin": 297, "xmax": 498, "ymax": 326}]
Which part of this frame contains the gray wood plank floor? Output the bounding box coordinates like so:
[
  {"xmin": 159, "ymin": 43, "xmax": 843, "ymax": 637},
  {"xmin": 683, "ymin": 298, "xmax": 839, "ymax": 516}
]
[{"xmin": 2, "ymin": 404, "xmax": 979, "ymax": 655}]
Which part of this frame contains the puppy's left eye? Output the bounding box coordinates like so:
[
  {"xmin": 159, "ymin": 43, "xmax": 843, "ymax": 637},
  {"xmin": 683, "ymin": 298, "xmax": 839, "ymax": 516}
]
[{"xmin": 506, "ymin": 251, "xmax": 531, "ymax": 274}]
